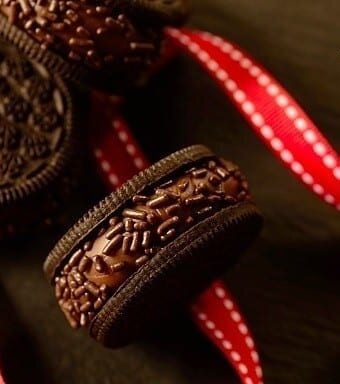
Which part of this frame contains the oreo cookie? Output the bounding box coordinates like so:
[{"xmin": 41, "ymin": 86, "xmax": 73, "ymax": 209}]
[
  {"xmin": 44, "ymin": 145, "xmax": 263, "ymax": 347},
  {"xmin": 0, "ymin": 40, "xmax": 76, "ymax": 238},
  {"xmin": 0, "ymin": 0, "xmax": 190, "ymax": 90}
]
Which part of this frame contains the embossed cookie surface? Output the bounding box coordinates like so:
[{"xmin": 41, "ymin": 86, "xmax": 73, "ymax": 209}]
[
  {"xmin": 0, "ymin": 43, "xmax": 75, "ymax": 238},
  {"xmin": 0, "ymin": 42, "xmax": 73, "ymax": 207}
]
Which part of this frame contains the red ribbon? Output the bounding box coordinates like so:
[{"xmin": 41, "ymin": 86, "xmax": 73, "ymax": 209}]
[
  {"xmin": 89, "ymin": 102, "xmax": 264, "ymax": 384},
  {"xmin": 166, "ymin": 29, "xmax": 340, "ymax": 210},
  {"xmin": 0, "ymin": 26, "xmax": 337, "ymax": 384}
]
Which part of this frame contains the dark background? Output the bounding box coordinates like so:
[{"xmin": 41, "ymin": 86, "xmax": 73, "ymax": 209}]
[{"xmin": 1, "ymin": 1, "xmax": 339, "ymax": 383}]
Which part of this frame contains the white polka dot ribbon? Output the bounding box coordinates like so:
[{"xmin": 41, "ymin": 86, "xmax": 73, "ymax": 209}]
[
  {"xmin": 166, "ymin": 28, "xmax": 340, "ymax": 210},
  {"xmin": 191, "ymin": 281, "xmax": 264, "ymax": 384},
  {"xmin": 89, "ymin": 95, "xmax": 264, "ymax": 384}
]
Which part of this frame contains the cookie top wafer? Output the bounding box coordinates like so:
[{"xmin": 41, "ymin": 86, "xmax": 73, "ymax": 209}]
[
  {"xmin": 0, "ymin": 0, "xmax": 190, "ymax": 90},
  {"xmin": 44, "ymin": 145, "xmax": 262, "ymax": 347},
  {"xmin": 0, "ymin": 41, "xmax": 74, "ymax": 208}
]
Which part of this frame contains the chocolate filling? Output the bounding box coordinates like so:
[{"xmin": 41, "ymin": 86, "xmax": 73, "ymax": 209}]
[{"xmin": 54, "ymin": 158, "xmax": 250, "ymax": 329}]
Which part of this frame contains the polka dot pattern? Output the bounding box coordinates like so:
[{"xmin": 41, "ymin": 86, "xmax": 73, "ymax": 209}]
[
  {"xmin": 94, "ymin": 147, "xmax": 120, "ymax": 187},
  {"xmin": 166, "ymin": 28, "xmax": 339, "ymax": 210},
  {"xmin": 92, "ymin": 117, "xmax": 149, "ymax": 189},
  {"xmin": 194, "ymin": 309, "xmax": 262, "ymax": 383},
  {"xmin": 113, "ymin": 119, "xmax": 146, "ymax": 171},
  {"xmin": 191, "ymin": 280, "xmax": 264, "ymax": 384}
]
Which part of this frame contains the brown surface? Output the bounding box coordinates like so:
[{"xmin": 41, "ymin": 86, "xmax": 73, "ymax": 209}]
[{"xmin": 0, "ymin": 1, "xmax": 339, "ymax": 383}]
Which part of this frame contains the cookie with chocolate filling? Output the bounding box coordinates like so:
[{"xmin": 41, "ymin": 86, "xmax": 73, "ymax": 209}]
[
  {"xmin": 44, "ymin": 145, "xmax": 263, "ymax": 347},
  {"xmin": 0, "ymin": 40, "xmax": 76, "ymax": 238},
  {"xmin": 0, "ymin": 0, "xmax": 190, "ymax": 90}
]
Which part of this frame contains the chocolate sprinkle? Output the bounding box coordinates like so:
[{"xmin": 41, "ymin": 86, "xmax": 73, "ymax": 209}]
[
  {"xmin": 94, "ymin": 256, "xmax": 106, "ymax": 273},
  {"xmin": 102, "ymin": 234, "xmax": 123, "ymax": 256},
  {"xmin": 111, "ymin": 261, "xmax": 127, "ymax": 272},
  {"xmin": 105, "ymin": 222, "xmax": 124, "ymax": 240},
  {"xmin": 135, "ymin": 255, "xmax": 149, "ymax": 268}
]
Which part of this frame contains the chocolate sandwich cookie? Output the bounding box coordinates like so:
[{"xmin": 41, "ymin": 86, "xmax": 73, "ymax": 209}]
[
  {"xmin": 44, "ymin": 145, "xmax": 263, "ymax": 347},
  {"xmin": 0, "ymin": 0, "xmax": 190, "ymax": 90},
  {"xmin": 0, "ymin": 40, "xmax": 75, "ymax": 238}
]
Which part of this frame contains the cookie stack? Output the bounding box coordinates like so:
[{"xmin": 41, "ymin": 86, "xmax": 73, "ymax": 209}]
[
  {"xmin": 0, "ymin": 1, "xmax": 263, "ymax": 347},
  {"xmin": 0, "ymin": 0, "xmax": 190, "ymax": 237}
]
